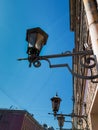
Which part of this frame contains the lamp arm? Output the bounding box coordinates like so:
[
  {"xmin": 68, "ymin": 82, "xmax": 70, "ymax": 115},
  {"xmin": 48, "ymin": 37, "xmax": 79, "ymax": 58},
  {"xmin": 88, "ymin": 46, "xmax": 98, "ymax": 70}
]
[
  {"xmin": 18, "ymin": 50, "xmax": 98, "ymax": 82},
  {"xmin": 48, "ymin": 113, "xmax": 89, "ymax": 130},
  {"xmin": 49, "ymin": 63, "xmax": 98, "ymax": 80},
  {"xmin": 33, "ymin": 56, "xmax": 98, "ymax": 81}
]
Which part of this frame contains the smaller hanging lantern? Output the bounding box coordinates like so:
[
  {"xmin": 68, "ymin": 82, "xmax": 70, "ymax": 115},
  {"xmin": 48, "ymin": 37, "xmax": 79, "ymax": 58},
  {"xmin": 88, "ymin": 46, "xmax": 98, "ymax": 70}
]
[{"xmin": 51, "ymin": 94, "xmax": 62, "ymax": 116}]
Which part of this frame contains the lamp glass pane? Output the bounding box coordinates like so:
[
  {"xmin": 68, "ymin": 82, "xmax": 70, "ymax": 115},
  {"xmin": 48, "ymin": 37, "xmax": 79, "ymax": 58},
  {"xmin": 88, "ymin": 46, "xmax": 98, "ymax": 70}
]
[
  {"xmin": 35, "ymin": 33, "xmax": 44, "ymax": 50},
  {"xmin": 28, "ymin": 33, "xmax": 37, "ymax": 47},
  {"xmin": 52, "ymin": 99, "xmax": 60, "ymax": 112},
  {"xmin": 57, "ymin": 116, "xmax": 65, "ymax": 127}
]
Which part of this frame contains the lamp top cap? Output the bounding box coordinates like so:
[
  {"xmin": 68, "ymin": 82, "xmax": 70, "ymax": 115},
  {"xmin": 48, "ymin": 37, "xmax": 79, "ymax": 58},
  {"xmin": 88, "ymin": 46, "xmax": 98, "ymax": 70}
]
[
  {"xmin": 26, "ymin": 27, "xmax": 48, "ymax": 44},
  {"xmin": 51, "ymin": 93, "xmax": 62, "ymax": 101}
]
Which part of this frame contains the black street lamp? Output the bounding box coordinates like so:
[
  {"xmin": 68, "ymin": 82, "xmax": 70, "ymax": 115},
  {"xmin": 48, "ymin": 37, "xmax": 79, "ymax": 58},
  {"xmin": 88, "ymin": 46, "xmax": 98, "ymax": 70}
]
[
  {"xmin": 18, "ymin": 27, "xmax": 98, "ymax": 82},
  {"xmin": 17, "ymin": 27, "xmax": 93, "ymax": 129},
  {"xmin": 57, "ymin": 114, "xmax": 65, "ymax": 130},
  {"xmin": 49, "ymin": 95, "xmax": 89, "ymax": 130},
  {"xmin": 51, "ymin": 94, "xmax": 62, "ymax": 116},
  {"xmin": 26, "ymin": 27, "xmax": 48, "ymax": 67}
]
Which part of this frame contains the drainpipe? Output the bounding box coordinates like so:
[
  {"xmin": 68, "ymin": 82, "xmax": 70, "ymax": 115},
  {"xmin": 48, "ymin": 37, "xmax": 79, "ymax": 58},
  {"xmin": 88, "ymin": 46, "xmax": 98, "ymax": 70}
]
[{"xmin": 83, "ymin": 0, "xmax": 98, "ymax": 69}]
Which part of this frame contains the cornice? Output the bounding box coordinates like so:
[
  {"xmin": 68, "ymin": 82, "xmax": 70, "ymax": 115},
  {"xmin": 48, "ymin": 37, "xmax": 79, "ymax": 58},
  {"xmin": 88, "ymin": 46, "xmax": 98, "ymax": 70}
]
[{"xmin": 69, "ymin": 0, "xmax": 76, "ymax": 31}]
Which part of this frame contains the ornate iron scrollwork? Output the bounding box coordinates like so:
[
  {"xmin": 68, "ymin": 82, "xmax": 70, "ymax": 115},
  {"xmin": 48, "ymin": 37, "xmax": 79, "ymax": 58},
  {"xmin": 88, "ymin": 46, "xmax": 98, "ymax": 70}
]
[
  {"xmin": 48, "ymin": 112, "xmax": 89, "ymax": 130},
  {"xmin": 18, "ymin": 50, "xmax": 98, "ymax": 83}
]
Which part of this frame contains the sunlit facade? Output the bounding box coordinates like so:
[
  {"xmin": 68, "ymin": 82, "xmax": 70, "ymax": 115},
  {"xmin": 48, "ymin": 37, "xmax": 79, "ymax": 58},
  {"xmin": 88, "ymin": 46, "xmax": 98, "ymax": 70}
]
[{"xmin": 70, "ymin": 0, "xmax": 98, "ymax": 130}]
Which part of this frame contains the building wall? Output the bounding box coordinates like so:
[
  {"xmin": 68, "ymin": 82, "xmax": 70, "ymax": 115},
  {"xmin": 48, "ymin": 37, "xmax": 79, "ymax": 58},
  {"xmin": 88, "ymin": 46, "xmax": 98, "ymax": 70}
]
[
  {"xmin": 70, "ymin": 0, "xmax": 98, "ymax": 130},
  {"xmin": 0, "ymin": 109, "xmax": 24, "ymax": 130},
  {"xmin": 90, "ymin": 92, "xmax": 98, "ymax": 130},
  {"xmin": 0, "ymin": 109, "xmax": 43, "ymax": 130},
  {"xmin": 21, "ymin": 112, "xmax": 43, "ymax": 130}
]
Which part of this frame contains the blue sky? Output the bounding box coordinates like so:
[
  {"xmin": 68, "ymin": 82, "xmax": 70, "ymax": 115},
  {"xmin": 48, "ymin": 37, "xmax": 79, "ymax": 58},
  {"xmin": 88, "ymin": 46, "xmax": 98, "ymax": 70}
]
[{"xmin": 0, "ymin": 0, "xmax": 74, "ymax": 129}]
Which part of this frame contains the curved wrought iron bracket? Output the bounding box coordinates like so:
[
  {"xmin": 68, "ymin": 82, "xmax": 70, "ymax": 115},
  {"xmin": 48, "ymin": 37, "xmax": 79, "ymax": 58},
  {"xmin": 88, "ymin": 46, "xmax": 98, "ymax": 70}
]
[
  {"xmin": 48, "ymin": 112, "xmax": 89, "ymax": 130},
  {"xmin": 18, "ymin": 50, "xmax": 98, "ymax": 83}
]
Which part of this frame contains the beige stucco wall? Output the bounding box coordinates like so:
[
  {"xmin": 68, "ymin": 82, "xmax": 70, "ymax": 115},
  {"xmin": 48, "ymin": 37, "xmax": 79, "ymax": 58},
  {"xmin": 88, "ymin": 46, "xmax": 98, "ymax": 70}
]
[{"xmin": 70, "ymin": 0, "xmax": 98, "ymax": 129}]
